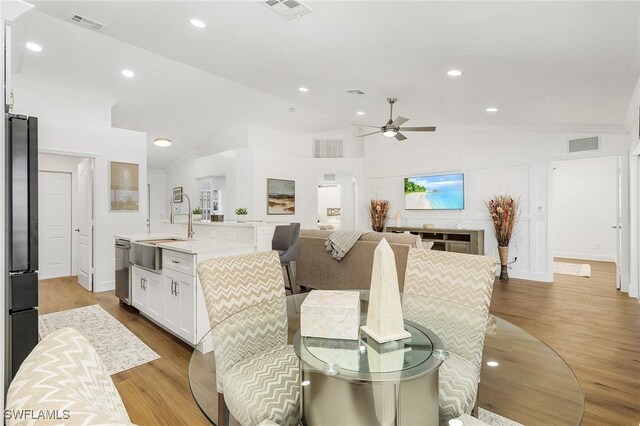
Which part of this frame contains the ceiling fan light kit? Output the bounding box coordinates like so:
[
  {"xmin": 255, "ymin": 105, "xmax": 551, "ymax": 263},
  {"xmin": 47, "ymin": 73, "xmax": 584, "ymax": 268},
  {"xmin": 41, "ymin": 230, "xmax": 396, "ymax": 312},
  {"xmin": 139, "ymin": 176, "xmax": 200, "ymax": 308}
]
[{"xmin": 357, "ymin": 98, "xmax": 436, "ymax": 141}]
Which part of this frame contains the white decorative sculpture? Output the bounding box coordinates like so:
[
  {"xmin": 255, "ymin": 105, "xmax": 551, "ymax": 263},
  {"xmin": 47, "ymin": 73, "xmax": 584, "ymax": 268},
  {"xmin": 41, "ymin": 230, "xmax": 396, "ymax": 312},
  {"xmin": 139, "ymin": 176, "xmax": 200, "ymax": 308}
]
[{"xmin": 361, "ymin": 238, "xmax": 411, "ymax": 343}]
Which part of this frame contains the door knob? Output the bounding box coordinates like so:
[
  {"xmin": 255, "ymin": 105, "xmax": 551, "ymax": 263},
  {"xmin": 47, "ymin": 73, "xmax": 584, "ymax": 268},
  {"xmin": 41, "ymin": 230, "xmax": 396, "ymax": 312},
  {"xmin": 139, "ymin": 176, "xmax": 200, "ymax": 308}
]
[{"xmin": 75, "ymin": 228, "xmax": 80, "ymax": 232}]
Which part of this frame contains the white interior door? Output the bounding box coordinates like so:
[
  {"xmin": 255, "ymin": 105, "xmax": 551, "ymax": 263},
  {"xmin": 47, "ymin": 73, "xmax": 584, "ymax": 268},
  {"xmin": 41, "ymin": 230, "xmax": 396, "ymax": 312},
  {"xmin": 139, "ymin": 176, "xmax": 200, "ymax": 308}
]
[
  {"xmin": 615, "ymin": 157, "xmax": 622, "ymax": 289},
  {"xmin": 77, "ymin": 159, "xmax": 94, "ymax": 291},
  {"xmin": 38, "ymin": 171, "xmax": 72, "ymax": 279}
]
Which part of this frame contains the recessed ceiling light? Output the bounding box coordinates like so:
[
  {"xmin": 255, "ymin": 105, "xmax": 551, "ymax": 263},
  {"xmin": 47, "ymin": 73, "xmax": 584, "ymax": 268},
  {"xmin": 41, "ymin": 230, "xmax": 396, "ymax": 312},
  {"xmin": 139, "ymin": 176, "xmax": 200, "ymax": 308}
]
[
  {"xmin": 26, "ymin": 42, "xmax": 42, "ymax": 52},
  {"xmin": 121, "ymin": 69, "xmax": 135, "ymax": 78},
  {"xmin": 190, "ymin": 19, "xmax": 206, "ymax": 29},
  {"xmin": 298, "ymin": 87, "xmax": 309, "ymax": 92},
  {"xmin": 486, "ymin": 361, "xmax": 499, "ymax": 367},
  {"xmin": 448, "ymin": 420, "xmax": 463, "ymax": 426},
  {"xmin": 356, "ymin": 111, "xmax": 365, "ymax": 116},
  {"xmin": 301, "ymin": 380, "xmax": 310, "ymax": 386},
  {"xmin": 154, "ymin": 138, "xmax": 172, "ymax": 147},
  {"xmin": 486, "ymin": 107, "xmax": 498, "ymax": 113},
  {"xmin": 447, "ymin": 69, "xmax": 462, "ymax": 77}
]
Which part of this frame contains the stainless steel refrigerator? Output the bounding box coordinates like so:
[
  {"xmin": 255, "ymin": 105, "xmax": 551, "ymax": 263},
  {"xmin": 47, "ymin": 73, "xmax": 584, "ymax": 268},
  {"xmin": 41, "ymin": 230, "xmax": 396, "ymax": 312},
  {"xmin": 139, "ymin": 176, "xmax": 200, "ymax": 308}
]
[{"xmin": 5, "ymin": 113, "xmax": 38, "ymax": 385}]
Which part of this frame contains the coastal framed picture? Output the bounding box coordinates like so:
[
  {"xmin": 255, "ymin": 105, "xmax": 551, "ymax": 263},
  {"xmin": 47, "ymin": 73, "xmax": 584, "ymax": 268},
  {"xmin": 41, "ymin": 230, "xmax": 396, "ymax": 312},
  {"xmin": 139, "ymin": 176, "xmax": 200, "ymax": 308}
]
[
  {"xmin": 173, "ymin": 187, "xmax": 183, "ymax": 203},
  {"xmin": 267, "ymin": 178, "xmax": 295, "ymax": 215},
  {"xmin": 109, "ymin": 161, "xmax": 139, "ymax": 211},
  {"xmin": 327, "ymin": 208, "xmax": 341, "ymax": 216}
]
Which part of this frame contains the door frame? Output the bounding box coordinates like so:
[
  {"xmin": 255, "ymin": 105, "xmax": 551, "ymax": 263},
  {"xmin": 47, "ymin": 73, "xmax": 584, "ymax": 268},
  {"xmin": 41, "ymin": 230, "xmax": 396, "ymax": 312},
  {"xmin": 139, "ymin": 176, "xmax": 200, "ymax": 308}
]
[
  {"xmin": 37, "ymin": 170, "xmax": 73, "ymax": 279},
  {"xmin": 547, "ymin": 154, "xmax": 625, "ymax": 288},
  {"xmin": 39, "ymin": 148, "xmax": 97, "ymax": 286}
]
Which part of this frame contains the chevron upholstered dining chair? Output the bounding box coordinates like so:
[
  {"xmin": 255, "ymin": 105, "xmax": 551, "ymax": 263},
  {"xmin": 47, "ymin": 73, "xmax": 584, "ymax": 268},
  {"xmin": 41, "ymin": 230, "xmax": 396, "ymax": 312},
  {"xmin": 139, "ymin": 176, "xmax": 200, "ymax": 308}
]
[
  {"xmin": 197, "ymin": 250, "xmax": 300, "ymax": 426},
  {"xmin": 402, "ymin": 248, "xmax": 497, "ymax": 425},
  {"xmin": 6, "ymin": 327, "xmax": 133, "ymax": 426}
]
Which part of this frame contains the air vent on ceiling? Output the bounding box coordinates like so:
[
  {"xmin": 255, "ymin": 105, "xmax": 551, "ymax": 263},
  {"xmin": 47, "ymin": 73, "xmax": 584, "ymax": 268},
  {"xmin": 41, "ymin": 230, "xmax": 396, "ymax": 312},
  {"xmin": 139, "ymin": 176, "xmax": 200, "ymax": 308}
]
[
  {"xmin": 323, "ymin": 173, "xmax": 337, "ymax": 182},
  {"xmin": 263, "ymin": 0, "xmax": 312, "ymax": 20},
  {"xmin": 314, "ymin": 138, "xmax": 343, "ymax": 159},
  {"xmin": 347, "ymin": 89, "xmax": 366, "ymax": 95},
  {"xmin": 568, "ymin": 136, "xmax": 599, "ymax": 153},
  {"xmin": 69, "ymin": 13, "xmax": 107, "ymax": 32}
]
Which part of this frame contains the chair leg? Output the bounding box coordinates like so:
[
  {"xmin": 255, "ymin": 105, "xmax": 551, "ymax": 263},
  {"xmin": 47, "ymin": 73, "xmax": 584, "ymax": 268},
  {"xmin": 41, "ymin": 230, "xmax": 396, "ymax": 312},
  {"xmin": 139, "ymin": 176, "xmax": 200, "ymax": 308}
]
[
  {"xmin": 218, "ymin": 392, "xmax": 229, "ymax": 426},
  {"xmin": 285, "ymin": 264, "xmax": 296, "ymax": 294}
]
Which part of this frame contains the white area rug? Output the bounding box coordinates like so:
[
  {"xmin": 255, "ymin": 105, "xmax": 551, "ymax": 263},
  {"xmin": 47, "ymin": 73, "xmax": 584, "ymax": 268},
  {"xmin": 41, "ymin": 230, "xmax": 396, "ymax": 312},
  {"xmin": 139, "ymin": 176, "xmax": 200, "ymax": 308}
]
[
  {"xmin": 479, "ymin": 408, "xmax": 524, "ymax": 426},
  {"xmin": 553, "ymin": 261, "xmax": 591, "ymax": 277},
  {"xmin": 39, "ymin": 304, "xmax": 160, "ymax": 375}
]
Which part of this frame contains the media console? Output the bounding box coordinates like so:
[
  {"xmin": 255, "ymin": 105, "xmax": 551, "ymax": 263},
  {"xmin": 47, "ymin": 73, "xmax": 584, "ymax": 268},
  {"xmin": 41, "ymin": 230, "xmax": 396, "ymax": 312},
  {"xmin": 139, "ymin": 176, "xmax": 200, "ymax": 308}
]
[{"xmin": 386, "ymin": 226, "xmax": 484, "ymax": 255}]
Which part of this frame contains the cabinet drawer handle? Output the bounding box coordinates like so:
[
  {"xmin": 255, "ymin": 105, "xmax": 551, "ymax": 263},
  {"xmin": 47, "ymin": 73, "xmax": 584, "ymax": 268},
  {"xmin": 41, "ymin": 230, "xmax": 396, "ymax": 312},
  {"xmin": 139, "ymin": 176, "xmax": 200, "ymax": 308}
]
[
  {"xmin": 171, "ymin": 260, "xmax": 181, "ymax": 264},
  {"xmin": 171, "ymin": 280, "xmax": 175, "ymax": 295},
  {"xmin": 174, "ymin": 282, "xmax": 179, "ymax": 296}
]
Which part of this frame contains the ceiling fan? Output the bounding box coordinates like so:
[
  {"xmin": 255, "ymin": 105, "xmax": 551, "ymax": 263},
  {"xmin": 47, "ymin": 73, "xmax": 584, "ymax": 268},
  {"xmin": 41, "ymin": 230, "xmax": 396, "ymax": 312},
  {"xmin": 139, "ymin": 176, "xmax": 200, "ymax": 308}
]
[{"xmin": 357, "ymin": 98, "xmax": 436, "ymax": 141}]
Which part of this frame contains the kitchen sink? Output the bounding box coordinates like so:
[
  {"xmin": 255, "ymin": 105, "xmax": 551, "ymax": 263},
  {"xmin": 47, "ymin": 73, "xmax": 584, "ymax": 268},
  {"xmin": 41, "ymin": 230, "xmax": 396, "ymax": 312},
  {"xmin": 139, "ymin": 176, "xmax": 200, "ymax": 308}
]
[{"xmin": 131, "ymin": 238, "xmax": 189, "ymax": 271}]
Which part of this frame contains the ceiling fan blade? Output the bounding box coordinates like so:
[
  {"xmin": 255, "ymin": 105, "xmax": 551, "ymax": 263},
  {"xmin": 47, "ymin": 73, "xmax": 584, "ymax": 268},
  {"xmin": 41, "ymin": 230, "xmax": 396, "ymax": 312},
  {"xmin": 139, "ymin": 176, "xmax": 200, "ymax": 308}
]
[
  {"xmin": 398, "ymin": 126, "xmax": 436, "ymax": 132},
  {"xmin": 358, "ymin": 130, "xmax": 383, "ymax": 137},
  {"xmin": 394, "ymin": 132, "xmax": 407, "ymax": 141},
  {"xmin": 352, "ymin": 124, "xmax": 382, "ymax": 129},
  {"xmin": 391, "ymin": 116, "xmax": 409, "ymax": 127}
]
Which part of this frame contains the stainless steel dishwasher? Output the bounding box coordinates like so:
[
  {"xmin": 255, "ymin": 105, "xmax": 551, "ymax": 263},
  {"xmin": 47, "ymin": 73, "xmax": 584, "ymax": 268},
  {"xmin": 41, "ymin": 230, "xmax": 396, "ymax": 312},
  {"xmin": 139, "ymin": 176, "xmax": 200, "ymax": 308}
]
[{"xmin": 115, "ymin": 239, "xmax": 132, "ymax": 304}]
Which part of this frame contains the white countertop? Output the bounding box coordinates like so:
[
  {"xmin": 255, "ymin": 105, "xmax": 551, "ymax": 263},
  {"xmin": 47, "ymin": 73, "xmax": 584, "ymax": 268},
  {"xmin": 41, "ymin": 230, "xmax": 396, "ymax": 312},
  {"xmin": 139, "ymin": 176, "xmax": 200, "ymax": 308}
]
[
  {"xmin": 114, "ymin": 233, "xmax": 255, "ymax": 254},
  {"xmin": 163, "ymin": 220, "xmax": 282, "ymax": 228},
  {"xmin": 114, "ymin": 233, "xmax": 179, "ymax": 242},
  {"xmin": 156, "ymin": 239, "xmax": 255, "ymax": 255}
]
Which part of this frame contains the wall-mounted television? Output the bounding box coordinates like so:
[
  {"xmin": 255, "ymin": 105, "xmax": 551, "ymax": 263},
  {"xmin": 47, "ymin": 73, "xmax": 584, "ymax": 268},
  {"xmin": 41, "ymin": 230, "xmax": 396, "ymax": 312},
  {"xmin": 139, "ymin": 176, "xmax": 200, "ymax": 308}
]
[{"xmin": 404, "ymin": 173, "xmax": 465, "ymax": 210}]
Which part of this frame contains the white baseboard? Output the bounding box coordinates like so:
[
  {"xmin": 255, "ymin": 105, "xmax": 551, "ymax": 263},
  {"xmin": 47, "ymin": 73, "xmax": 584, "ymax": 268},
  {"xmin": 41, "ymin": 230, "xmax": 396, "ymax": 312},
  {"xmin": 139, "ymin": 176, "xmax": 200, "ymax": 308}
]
[{"xmin": 553, "ymin": 252, "xmax": 616, "ymax": 263}]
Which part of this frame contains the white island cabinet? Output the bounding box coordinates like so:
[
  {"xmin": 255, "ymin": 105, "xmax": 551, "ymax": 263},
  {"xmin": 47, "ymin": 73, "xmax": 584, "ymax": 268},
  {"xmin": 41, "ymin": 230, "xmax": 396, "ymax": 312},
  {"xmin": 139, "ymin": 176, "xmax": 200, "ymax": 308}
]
[{"xmin": 130, "ymin": 239, "xmax": 255, "ymax": 346}]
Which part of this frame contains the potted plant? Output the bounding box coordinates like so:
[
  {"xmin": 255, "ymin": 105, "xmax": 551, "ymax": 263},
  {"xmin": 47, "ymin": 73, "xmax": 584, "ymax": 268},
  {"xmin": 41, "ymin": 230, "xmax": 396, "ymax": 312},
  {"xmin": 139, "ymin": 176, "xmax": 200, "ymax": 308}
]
[
  {"xmin": 234, "ymin": 207, "xmax": 248, "ymax": 222},
  {"xmin": 191, "ymin": 207, "xmax": 202, "ymax": 221},
  {"xmin": 485, "ymin": 195, "xmax": 520, "ymax": 282}
]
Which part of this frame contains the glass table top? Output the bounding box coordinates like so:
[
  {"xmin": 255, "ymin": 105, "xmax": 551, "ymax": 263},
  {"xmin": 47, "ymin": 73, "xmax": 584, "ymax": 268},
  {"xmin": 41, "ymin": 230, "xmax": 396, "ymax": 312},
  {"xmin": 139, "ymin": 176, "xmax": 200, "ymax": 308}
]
[
  {"xmin": 295, "ymin": 315, "xmax": 446, "ymax": 381},
  {"xmin": 189, "ymin": 291, "xmax": 584, "ymax": 425}
]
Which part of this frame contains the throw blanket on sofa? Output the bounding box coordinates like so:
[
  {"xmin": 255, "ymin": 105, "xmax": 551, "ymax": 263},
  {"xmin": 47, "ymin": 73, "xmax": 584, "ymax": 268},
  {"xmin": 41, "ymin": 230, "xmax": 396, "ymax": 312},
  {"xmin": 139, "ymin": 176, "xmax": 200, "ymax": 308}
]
[{"xmin": 325, "ymin": 230, "xmax": 369, "ymax": 260}]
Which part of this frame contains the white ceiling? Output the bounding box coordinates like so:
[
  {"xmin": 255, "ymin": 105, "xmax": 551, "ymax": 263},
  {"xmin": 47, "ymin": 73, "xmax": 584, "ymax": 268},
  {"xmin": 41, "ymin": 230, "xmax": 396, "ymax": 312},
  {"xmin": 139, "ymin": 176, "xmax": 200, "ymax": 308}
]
[{"xmin": 13, "ymin": 1, "xmax": 640, "ymax": 168}]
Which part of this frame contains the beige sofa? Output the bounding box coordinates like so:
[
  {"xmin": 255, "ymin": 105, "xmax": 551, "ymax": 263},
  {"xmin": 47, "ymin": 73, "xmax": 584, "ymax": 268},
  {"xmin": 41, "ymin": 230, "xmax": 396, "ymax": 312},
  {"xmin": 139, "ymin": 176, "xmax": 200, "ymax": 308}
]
[{"xmin": 296, "ymin": 229, "xmax": 423, "ymax": 292}]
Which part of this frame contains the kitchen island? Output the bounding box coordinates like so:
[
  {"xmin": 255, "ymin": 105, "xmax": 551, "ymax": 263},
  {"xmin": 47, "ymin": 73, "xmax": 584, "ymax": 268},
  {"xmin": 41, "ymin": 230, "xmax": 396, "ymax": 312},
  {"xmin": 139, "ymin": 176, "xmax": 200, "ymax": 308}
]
[{"xmin": 115, "ymin": 233, "xmax": 256, "ymax": 346}]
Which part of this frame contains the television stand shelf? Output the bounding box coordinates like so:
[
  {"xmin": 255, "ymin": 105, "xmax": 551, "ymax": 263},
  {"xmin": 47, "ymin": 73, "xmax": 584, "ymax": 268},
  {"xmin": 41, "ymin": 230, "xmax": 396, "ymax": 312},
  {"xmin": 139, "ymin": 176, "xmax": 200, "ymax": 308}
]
[{"xmin": 386, "ymin": 227, "xmax": 484, "ymax": 255}]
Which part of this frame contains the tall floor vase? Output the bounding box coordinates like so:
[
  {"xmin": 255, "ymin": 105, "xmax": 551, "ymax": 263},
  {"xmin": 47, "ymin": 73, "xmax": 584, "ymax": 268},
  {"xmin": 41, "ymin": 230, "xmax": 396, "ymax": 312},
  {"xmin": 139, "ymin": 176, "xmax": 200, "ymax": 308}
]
[{"xmin": 498, "ymin": 246, "xmax": 509, "ymax": 282}]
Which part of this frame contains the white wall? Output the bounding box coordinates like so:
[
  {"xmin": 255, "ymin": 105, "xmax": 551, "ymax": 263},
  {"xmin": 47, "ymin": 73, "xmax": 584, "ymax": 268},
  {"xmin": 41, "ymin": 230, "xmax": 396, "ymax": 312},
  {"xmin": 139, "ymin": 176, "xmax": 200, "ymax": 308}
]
[
  {"xmin": 624, "ymin": 79, "xmax": 640, "ymax": 299},
  {"xmin": 163, "ymin": 147, "xmax": 366, "ymax": 231},
  {"xmin": 13, "ymin": 80, "xmax": 148, "ymax": 292},
  {"xmin": 148, "ymin": 170, "xmax": 167, "ymax": 233},
  {"xmin": 38, "ymin": 153, "xmax": 83, "ymax": 275},
  {"xmin": 552, "ymin": 156, "xmax": 619, "ymax": 262},
  {"xmin": 366, "ymin": 127, "xmax": 630, "ymax": 282}
]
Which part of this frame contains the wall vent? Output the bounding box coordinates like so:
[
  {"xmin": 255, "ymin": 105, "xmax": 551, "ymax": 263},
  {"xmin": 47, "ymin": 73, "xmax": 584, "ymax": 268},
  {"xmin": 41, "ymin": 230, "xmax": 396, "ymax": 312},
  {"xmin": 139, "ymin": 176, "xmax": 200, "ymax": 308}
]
[
  {"xmin": 347, "ymin": 89, "xmax": 366, "ymax": 95},
  {"xmin": 323, "ymin": 173, "xmax": 336, "ymax": 182},
  {"xmin": 69, "ymin": 13, "xmax": 107, "ymax": 32},
  {"xmin": 263, "ymin": 0, "xmax": 312, "ymax": 20},
  {"xmin": 568, "ymin": 136, "xmax": 599, "ymax": 153},
  {"xmin": 314, "ymin": 138, "xmax": 344, "ymax": 159}
]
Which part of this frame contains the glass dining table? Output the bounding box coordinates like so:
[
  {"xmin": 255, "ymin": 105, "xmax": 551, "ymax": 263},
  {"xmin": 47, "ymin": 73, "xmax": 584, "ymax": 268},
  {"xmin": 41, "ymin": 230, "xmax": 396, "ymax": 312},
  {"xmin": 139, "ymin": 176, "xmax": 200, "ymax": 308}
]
[{"xmin": 189, "ymin": 291, "xmax": 584, "ymax": 426}]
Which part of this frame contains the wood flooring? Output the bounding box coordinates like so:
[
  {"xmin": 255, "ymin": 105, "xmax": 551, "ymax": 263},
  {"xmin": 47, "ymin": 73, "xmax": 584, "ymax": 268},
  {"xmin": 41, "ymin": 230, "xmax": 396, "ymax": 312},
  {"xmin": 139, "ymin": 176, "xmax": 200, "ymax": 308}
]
[{"xmin": 38, "ymin": 258, "xmax": 640, "ymax": 425}]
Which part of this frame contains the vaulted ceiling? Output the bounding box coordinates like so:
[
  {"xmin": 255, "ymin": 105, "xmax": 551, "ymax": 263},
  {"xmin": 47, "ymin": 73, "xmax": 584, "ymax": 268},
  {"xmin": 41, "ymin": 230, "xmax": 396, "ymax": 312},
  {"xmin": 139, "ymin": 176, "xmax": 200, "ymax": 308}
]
[{"xmin": 11, "ymin": 1, "xmax": 640, "ymax": 168}]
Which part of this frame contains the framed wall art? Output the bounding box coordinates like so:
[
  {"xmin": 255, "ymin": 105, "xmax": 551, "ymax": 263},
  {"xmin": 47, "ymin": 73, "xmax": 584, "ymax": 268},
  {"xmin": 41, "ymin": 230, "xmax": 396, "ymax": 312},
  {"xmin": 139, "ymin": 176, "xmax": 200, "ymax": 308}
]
[
  {"xmin": 267, "ymin": 178, "xmax": 295, "ymax": 215},
  {"xmin": 110, "ymin": 161, "xmax": 139, "ymax": 211},
  {"xmin": 173, "ymin": 187, "xmax": 184, "ymax": 203}
]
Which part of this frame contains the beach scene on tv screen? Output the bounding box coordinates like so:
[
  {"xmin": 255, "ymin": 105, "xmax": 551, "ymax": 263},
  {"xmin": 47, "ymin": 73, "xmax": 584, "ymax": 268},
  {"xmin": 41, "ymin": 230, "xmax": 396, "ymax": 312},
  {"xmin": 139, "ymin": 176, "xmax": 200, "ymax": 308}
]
[{"xmin": 404, "ymin": 173, "xmax": 464, "ymax": 210}]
